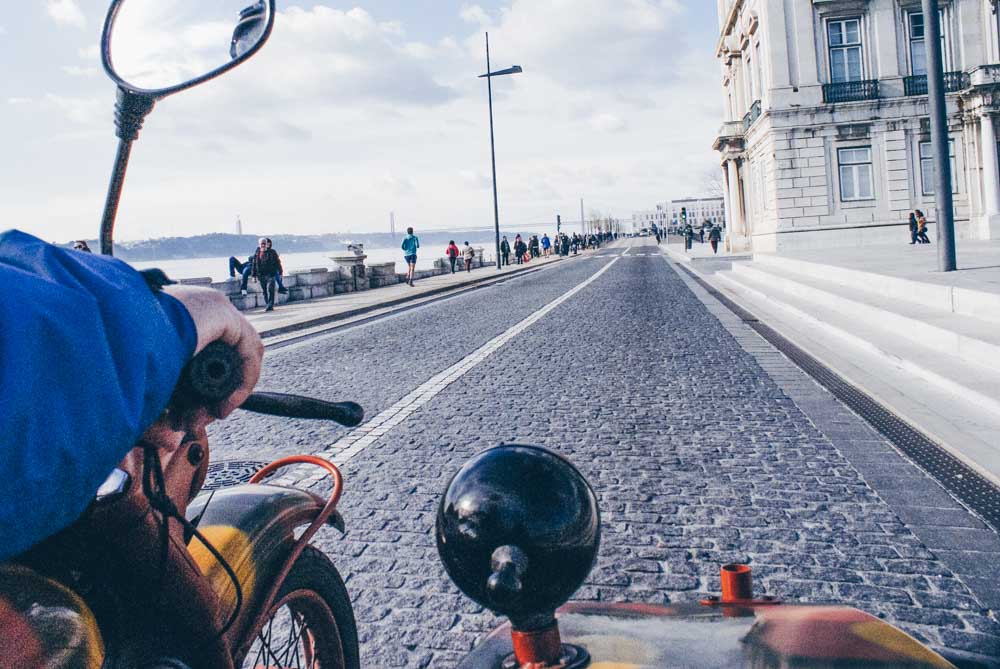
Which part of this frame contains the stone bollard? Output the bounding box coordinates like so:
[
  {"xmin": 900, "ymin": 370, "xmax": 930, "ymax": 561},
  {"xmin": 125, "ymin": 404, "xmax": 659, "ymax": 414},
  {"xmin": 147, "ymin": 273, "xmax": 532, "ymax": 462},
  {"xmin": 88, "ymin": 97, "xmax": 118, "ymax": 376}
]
[{"xmin": 330, "ymin": 254, "xmax": 368, "ymax": 293}]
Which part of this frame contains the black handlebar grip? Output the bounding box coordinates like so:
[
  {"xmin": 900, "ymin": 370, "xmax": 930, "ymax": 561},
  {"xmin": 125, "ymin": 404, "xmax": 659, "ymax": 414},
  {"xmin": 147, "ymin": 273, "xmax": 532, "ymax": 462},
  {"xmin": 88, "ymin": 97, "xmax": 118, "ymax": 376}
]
[
  {"xmin": 241, "ymin": 392, "xmax": 364, "ymax": 427},
  {"xmin": 172, "ymin": 341, "xmax": 244, "ymax": 410}
]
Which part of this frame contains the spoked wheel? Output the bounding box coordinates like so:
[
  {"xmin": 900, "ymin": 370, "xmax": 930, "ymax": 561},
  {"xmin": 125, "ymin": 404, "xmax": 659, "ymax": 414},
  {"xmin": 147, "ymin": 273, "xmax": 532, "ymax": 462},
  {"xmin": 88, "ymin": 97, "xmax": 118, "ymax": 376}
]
[{"xmin": 238, "ymin": 547, "xmax": 359, "ymax": 669}]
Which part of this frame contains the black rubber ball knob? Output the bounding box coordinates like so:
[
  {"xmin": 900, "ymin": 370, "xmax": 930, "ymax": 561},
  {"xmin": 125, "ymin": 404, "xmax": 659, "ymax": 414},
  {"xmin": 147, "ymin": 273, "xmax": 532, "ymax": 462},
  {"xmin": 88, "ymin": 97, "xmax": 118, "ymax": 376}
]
[{"xmin": 436, "ymin": 445, "xmax": 600, "ymax": 628}]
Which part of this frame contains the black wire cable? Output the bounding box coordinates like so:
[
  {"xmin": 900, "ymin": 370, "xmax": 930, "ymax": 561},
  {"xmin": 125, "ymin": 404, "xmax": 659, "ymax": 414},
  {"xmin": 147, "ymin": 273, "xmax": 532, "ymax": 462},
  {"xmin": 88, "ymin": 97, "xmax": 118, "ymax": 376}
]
[{"xmin": 141, "ymin": 445, "xmax": 244, "ymax": 643}]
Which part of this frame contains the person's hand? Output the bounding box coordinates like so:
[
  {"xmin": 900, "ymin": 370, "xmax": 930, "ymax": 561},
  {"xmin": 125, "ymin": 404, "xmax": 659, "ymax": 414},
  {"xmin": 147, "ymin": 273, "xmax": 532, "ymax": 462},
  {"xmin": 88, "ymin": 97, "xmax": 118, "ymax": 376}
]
[
  {"xmin": 140, "ymin": 286, "xmax": 263, "ymax": 451},
  {"xmin": 163, "ymin": 284, "xmax": 264, "ymax": 419}
]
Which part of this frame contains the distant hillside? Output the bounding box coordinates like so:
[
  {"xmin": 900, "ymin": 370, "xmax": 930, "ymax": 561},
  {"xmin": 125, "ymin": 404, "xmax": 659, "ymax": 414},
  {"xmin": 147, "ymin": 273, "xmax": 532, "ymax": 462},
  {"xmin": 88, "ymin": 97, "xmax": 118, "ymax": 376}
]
[{"xmin": 63, "ymin": 230, "xmax": 530, "ymax": 261}]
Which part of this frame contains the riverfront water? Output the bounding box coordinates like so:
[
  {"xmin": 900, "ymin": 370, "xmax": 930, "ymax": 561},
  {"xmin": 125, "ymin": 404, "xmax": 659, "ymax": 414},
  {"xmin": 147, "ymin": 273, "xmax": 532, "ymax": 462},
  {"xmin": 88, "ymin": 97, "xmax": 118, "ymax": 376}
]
[{"xmin": 128, "ymin": 246, "xmax": 479, "ymax": 283}]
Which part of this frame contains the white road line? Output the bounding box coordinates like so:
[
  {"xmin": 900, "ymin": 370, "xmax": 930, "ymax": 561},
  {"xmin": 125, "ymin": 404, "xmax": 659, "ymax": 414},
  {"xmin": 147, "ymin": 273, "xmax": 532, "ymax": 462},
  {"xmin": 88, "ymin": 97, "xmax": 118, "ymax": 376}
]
[{"xmin": 270, "ymin": 256, "xmax": 621, "ymax": 485}]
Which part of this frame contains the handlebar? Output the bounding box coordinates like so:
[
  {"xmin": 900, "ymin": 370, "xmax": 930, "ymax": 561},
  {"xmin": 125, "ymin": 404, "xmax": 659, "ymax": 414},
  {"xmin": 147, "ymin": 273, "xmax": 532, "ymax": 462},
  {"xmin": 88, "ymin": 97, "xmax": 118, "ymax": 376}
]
[
  {"xmin": 172, "ymin": 341, "xmax": 364, "ymax": 427},
  {"xmin": 242, "ymin": 393, "xmax": 364, "ymax": 427}
]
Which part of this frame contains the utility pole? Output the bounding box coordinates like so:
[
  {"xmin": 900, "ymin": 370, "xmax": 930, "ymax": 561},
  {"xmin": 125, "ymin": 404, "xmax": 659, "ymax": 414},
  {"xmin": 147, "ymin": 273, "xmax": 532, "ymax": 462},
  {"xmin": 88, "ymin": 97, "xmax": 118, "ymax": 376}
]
[
  {"xmin": 580, "ymin": 198, "xmax": 585, "ymax": 235},
  {"xmin": 923, "ymin": 0, "xmax": 957, "ymax": 271},
  {"xmin": 390, "ymin": 211, "xmax": 396, "ymax": 241}
]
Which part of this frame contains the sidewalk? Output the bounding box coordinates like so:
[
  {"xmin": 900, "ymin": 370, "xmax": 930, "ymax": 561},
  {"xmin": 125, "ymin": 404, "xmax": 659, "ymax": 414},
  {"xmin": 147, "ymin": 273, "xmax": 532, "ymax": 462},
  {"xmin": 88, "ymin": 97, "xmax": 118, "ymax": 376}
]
[
  {"xmin": 774, "ymin": 240, "xmax": 1000, "ymax": 295},
  {"xmin": 245, "ymin": 252, "xmax": 573, "ymax": 338},
  {"xmin": 662, "ymin": 238, "xmax": 751, "ymax": 264}
]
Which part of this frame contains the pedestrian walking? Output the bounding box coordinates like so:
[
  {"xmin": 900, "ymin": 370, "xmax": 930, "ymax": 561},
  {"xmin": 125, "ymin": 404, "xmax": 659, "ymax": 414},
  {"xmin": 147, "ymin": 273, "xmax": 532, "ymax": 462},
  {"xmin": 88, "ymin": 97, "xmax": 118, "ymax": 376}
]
[
  {"xmin": 529, "ymin": 235, "xmax": 540, "ymax": 258},
  {"xmin": 708, "ymin": 225, "xmax": 722, "ymax": 254},
  {"xmin": 514, "ymin": 235, "xmax": 527, "ymax": 265},
  {"xmin": 541, "ymin": 234, "xmax": 551, "ymax": 257},
  {"xmin": 446, "ymin": 240, "xmax": 460, "ymax": 273},
  {"xmin": 561, "ymin": 234, "xmax": 570, "ymax": 256},
  {"xmin": 907, "ymin": 212, "xmax": 919, "ymax": 245},
  {"xmin": 462, "ymin": 241, "xmax": 475, "ymax": 272},
  {"xmin": 916, "ymin": 210, "xmax": 931, "ymax": 244},
  {"xmin": 684, "ymin": 224, "xmax": 694, "ymax": 252},
  {"xmin": 251, "ymin": 237, "xmax": 282, "ymax": 311},
  {"xmin": 401, "ymin": 226, "xmax": 420, "ymax": 286},
  {"xmin": 698, "ymin": 222, "xmax": 706, "ymax": 243},
  {"xmin": 500, "ymin": 236, "xmax": 511, "ymax": 266}
]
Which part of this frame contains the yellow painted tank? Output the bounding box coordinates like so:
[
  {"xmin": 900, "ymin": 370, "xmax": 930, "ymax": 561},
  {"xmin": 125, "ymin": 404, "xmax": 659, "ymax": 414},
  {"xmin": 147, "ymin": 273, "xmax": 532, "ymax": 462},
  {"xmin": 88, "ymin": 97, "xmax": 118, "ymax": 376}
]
[{"xmin": 0, "ymin": 564, "xmax": 104, "ymax": 669}]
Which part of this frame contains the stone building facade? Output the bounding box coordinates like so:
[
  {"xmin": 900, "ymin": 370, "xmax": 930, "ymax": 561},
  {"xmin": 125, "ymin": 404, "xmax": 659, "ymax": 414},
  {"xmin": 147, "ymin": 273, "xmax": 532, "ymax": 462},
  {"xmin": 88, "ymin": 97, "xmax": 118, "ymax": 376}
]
[
  {"xmin": 633, "ymin": 198, "xmax": 726, "ymax": 233},
  {"xmin": 632, "ymin": 204, "xmax": 671, "ymax": 233},
  {"xmin": 667, "ymin": 197, "xmax": 727, "ymax": 228},
  {"xmin": 714, "ymin": 0, "xmax": 1000, "ymax": 252}
]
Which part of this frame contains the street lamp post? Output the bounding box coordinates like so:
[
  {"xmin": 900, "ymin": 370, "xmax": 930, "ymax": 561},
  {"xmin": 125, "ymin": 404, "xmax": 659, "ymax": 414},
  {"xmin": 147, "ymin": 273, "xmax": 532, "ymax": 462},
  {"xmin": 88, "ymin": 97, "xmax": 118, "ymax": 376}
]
[
  {"xmin": 479, "ymin": 33, "xmax": 522, "ymax": 270},
  {"xmin": 923, "ymin": 0, "xmax": 957, "ymax": 271}
]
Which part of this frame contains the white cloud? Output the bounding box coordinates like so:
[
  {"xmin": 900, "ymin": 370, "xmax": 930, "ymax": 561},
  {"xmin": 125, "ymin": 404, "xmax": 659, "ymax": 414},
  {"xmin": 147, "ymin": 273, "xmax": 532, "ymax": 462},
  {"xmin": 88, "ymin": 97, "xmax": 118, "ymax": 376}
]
[
  {"xmin": 460, "ymin": 5, "xmax": 491, "ymax": 26},
  {"xmin": 46, "ymin": 0, "xmax": 86, "ymax": 28},
  {"xmin": 590, "ymin": 113, "xmax": 628, "ymax": 133},
  {"xmin": 44, "ymin": 94, "xmax": 103, "ymax": 124},
  {"xmin": 5, "ymin": 0, "xmax": 723, "ymax": 243},
  {"xmin": 62, "ymin": 65, "xmax": 101, "ymax": 77},
  {"xmin": 460, "ymin": 170, "xmax": 491, "ymax": 189},
  {"xmin": 221, "ymin": 5, "xmax": 460, "ymax": 107},
  {"xmin": 469, "ymin": 0, "xmax": 685, "ymax": 88},
  {"xmin": 375, "ymin": 173, "xmax": 416, "ymax": 195}
]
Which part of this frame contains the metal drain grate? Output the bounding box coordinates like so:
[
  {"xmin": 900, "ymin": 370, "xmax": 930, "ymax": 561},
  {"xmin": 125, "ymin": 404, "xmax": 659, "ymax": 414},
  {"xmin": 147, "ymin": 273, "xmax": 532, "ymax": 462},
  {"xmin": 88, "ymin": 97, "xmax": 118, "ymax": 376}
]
[
  {"xmin": 203, "ymin": 460, "xmax": 269, "ymax": 490},
  {"xmin": 678, "ymin": 264, "xmax": 1000, "ymax": 533}
]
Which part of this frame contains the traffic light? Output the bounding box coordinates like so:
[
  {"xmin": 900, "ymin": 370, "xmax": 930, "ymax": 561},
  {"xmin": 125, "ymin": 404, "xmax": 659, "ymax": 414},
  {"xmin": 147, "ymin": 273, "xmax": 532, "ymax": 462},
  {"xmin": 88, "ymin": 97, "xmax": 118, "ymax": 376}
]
[{"xmin": 680, "ymin": 207, "xmax": 687, "ymax": 222}]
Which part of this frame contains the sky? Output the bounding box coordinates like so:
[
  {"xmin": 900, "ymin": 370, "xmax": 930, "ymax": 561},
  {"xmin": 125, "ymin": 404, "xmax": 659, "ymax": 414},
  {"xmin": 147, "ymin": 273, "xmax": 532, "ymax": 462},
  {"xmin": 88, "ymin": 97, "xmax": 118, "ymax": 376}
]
[{"xmin": 1, "ymin": 1, "xmax": 723, "ymax": 242}]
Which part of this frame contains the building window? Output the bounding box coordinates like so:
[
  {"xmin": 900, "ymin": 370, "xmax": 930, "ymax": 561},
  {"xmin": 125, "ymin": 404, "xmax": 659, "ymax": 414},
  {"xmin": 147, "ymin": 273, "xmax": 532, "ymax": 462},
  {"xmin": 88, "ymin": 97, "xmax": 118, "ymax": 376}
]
[
  {"xmin": 919, "ymin": 140, "xmax": 958, "ymax": 195},
  {"xmin": 838, "ymin": 146, "xmax": 874, "ymax": 201},
  {"xmin": 828, "ymin": 18, "xmax": 863, "ymax": 83},
  {"xmin": 908, "ymin": 11, "xmax": 947, "ymax": 75}
]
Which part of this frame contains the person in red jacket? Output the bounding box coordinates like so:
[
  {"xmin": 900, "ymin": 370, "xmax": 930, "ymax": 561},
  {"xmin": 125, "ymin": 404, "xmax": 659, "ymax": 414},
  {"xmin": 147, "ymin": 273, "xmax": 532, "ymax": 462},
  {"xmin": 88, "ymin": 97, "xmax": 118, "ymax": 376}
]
[{"xmin": 445, "ymin": 240, "xmax": 460, "ymax": 274}]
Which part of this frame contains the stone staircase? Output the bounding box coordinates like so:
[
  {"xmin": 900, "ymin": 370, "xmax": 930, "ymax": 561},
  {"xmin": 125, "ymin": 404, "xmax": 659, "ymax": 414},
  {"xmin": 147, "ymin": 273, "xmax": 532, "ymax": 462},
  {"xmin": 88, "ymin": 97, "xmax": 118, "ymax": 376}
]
[{"xmin": 710, "ymin": 253, "xmax": 1000, "ymax": 485}]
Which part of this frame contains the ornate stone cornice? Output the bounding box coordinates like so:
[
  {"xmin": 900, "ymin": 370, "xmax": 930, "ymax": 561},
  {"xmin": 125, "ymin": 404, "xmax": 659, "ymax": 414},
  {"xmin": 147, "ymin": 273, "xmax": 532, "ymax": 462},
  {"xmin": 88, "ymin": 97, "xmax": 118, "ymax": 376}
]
[{"xmin": 716, "ymin": 0, "xmax": 744, "ymax": 57}]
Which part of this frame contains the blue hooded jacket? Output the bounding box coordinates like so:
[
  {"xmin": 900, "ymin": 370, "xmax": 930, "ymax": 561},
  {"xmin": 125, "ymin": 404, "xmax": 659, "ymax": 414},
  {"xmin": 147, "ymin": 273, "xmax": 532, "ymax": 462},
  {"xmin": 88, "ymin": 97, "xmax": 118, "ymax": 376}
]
[{"xmin": 0, "ymin": 230, "xmax": 196, "ymax": 561}]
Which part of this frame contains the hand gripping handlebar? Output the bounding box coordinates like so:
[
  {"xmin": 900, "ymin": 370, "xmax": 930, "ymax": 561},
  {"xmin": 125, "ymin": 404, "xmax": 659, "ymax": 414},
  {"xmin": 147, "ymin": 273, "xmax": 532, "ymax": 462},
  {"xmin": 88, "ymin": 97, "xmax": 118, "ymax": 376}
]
[{"xmin": 172, "ymin": 341, "xmax": 364, "ymax": 427}]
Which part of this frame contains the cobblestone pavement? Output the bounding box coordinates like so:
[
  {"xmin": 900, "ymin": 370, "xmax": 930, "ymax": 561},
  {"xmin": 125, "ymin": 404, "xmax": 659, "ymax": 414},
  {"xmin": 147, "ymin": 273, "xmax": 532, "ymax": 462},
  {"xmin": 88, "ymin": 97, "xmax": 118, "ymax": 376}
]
[
  {"xmin": 214, "ymin": 243, "xmax": 1000, "ymax": 667},
  {"xmin": 209, "ymin": 249, "xmax": 617, "ymax": 463}
]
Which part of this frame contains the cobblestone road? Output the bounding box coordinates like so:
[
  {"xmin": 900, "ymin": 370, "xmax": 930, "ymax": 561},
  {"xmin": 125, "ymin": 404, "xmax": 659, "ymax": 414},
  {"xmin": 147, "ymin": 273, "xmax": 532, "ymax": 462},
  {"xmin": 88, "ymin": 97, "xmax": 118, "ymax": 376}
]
[{"xmin": 212, "ymin": 242, "xmax": 1000, "ymax": 667}]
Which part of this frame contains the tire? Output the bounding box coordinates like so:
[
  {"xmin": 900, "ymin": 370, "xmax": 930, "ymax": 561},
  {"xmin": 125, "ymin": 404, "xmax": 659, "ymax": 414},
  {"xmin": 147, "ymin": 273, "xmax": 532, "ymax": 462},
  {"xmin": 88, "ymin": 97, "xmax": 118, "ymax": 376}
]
[{"xmin": 235, "ymin": 546, "xmax": 360, "ymax": 669}]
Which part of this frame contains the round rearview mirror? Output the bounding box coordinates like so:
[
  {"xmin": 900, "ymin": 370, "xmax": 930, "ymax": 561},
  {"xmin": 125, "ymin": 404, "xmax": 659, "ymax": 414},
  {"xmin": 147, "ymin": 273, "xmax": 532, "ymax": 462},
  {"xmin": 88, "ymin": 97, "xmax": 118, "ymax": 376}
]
[{"xmin": 102, "ymin": 0, "xmax": 274, "ymax": 96}]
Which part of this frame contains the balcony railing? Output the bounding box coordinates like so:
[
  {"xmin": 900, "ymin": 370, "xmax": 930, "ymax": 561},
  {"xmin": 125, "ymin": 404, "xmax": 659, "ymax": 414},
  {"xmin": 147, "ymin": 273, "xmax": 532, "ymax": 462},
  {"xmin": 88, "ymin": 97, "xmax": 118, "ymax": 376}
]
[
  {"xmin": 903, "ymin": 71, "xmax": 971, "ymax": 96},
  {"xmin": 742, "ymin": 99, "xmax": 762, "ymax": 132},
  {"xmin": 822, "ymin": 79, "xmax": 880, "ymax": 104}
]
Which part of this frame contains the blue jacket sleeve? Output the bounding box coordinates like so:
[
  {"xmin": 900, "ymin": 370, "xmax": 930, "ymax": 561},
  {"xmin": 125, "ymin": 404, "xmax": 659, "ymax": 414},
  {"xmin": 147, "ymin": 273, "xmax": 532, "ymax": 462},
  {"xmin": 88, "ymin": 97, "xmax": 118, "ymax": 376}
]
[{"xmin": 0, "ymin": 230, "xmax": 197, "ymax": 560}]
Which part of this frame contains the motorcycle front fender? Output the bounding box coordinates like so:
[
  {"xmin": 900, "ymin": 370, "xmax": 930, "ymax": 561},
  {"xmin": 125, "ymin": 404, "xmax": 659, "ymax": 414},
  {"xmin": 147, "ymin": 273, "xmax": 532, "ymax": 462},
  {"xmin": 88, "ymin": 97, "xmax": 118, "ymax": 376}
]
[{"xmin": 184, "ymin": 484, "xmax": 345, "ymax": 639}]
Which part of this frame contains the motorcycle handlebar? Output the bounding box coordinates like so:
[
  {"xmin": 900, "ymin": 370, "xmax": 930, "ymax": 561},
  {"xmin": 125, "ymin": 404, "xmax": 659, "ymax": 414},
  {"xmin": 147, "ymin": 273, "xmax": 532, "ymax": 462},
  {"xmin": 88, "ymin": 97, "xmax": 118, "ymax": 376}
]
[
  {"xmin": 173, "ymin": 341, "xmax": 364, "ymax": 427},
  {"xmin": 242, "ymin": 393, "xmax": 364, "ymax": 427}
]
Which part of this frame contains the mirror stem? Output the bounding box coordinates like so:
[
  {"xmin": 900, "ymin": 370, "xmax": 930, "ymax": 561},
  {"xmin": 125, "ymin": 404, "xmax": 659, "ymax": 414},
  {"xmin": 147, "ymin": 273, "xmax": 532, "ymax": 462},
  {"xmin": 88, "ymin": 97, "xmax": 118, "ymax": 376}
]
[{"xmin": 100, "ymin": 88, "xmax": 156, "ymax": 256}]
